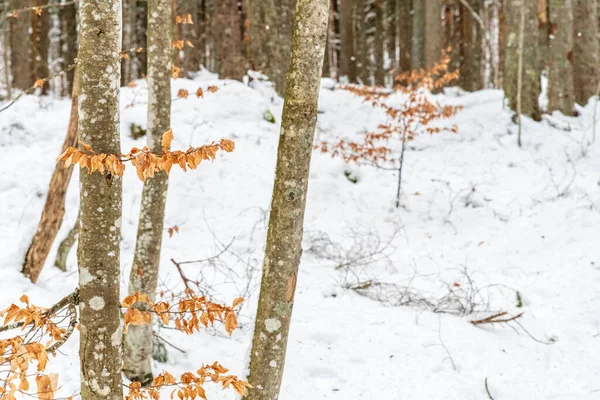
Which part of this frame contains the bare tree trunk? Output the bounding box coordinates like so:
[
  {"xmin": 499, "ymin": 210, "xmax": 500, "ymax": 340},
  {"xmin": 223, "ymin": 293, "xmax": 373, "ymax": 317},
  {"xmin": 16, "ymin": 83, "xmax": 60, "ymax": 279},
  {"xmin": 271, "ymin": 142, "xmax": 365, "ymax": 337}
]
[
  {"xmin": 246, "ymin": 0, "xmax": 329, "ymax": 398},
  {"xmin": 32, "ymin": 0, "xmax": 50, "ymax": 94},
  {"xmin": 1, "ymin": 0, "xmax": 12, "ymax": 99},
  {"xmin": 398, "ymin": 0, "xmax": 411, "ymax": 73},
  {"xmin": 504, "ymin": 0, "xmax": 541, "ymax": 121},
  {"xmin": 356, "ymin": 0, "xmax": 369, "ymax": 82},
  {"xmin": 411, "ymin": 0, "xmax": 425, "ymax": 69},
  {"xmin": 77, "ymin": 1, "xmax": 123, "ymax": 399},
  {"xmin": 573, "ymin": 0, "xmax": 599, "ymax": 105},
  {"xmin": 60, "ymin": 0, "xmax": 77, "ymax": 94},
  {"xmin": 387, "ymin": 0, "xmax": 397, "ymax": 73},
  {"xmin": 374, "ymin": 0, "xmax": 385, "ymax": 84},
  {"xmin": 459, "ymin": 0, "xmax": 483, "ymax": 91},
  {"xmin": 121, "ymin": 0, "xmax": 136, "ymax": 85},
  {"xmin": 340, "ymin": 0, "xmax": 357, "ymax": 82},
  {"xmin": 547, "ymin": 0, "xmax": 575, "ymax": 115},
  {"xmin": 10, "ymin": 0, "xmax": 33, "ymax": 90},
  {"xmin": 22, "ymin": 75, "xmax": 78, "ymax": 283},
  {"xmin": 55, "ymin": 214, "xmax": 80, "ymax": 272},
  {"xmin": 123, "ymin": 0, "xmax": 172, "ymax": 386},
  {"xmin": 213, "ymin": 0, "xmax": 246, "ymax": 79},
  {"xmin": 424, "ymin": 0, "xmax": 441, "ymax": 68}
]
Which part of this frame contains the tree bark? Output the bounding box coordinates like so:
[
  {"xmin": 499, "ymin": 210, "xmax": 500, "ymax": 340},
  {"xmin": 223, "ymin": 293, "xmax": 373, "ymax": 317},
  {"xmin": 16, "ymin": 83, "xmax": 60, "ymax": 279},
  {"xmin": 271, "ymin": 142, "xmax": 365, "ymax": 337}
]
[
  {"xmin": 374, "ymin": 0, "xmax": 385, "ymax": 85},
  {"xmin": 246, "ymin": 0, "xmax": 296, "ymax": 95},
  {"xmin": 213, "ymin": 0, "xmax": 246, "ymax": 79},
  {"xmin": 77, "ymin": 1, "xmax": 123, "ymax": 399},
  {"xmin": 123, "ymin": 0, "xmax": 172, "ymax": 386},
  {"xmin": 60, "ymin": 0, "xmax": 77, "ymax": 94},
  {"xmin": 398, "ymin": 0, "xmax": 411, "ymax": 73},
  {"xmin": 245, "ymin": 0, "xmax": 329, "ymax": 398},
  {"xmin": 547, "ymin": 0, "xmax": 575, "ymax": 115},
  {"xmin": 340, "ymin": 0, "xmax": 357, "ymax": 82},
  {"xmin": 424, "ymin": 0, "xmax": 441, "ymax": 68},
  {"xmin": 504, "ymin": 0, "xmax": 541, "ymax": 120},
  {"xmin": 459, "ymin": 0, "xmax": 483, "ymax": 91},
  {"xmin": 573, "ymin": 0, "xmax": 599, "ymax": 105},
  {"xmin": 121, "ymin": 0, "xmax": 136, "ymax": 85},
  {"xmin": 31, "ymin": 0, "xmax": 50, "ymax": 94},
  {"xmin": 10, "ymin": 0, "xmax": 33, "ymax": 90},
  {"xmin": 22, "ymin": 75, "xmax": 78, "ymax": 283},
  {"xmin": 411, "ymin": 0, "xmax": 425, "ymax": 69}
]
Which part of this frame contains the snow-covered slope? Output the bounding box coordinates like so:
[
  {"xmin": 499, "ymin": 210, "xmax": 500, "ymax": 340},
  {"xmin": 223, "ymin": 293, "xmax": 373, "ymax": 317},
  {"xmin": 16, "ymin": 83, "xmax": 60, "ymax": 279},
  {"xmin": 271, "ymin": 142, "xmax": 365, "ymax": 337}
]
[{"xmin": 1, "ymin": 72, "xmax": 599, "ymax": 399}]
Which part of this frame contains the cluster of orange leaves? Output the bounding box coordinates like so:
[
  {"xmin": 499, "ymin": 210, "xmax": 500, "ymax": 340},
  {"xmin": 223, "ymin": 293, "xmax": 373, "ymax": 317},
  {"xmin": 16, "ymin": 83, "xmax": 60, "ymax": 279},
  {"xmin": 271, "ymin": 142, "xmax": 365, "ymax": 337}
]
[
  {"xmin": 121, "ymin": 290, "xmax": 243, "ymax": 336},
  {"xmin": 173, "ymin": 40, "xmax": 195, "ymax": 50},
  {"xmin": 58, "ymin": 130, "xmax": 235, "ymax": 181},
  {"xmin": 177, "ymin": 85, "xmax": 219, "ymax": 99},
  {"xmin": 317, "ymin": 54, "xmax": 462, "ymax": 165},
  {"xmin": 127, "ymin": 362, "xmax": 251, "ymax": 400},
  {"xmin": 176, "ymin": 14, "xmax": 194, "ymax": 24},
  {"xmin": 0, "ymin": 296, "xmax": 65, "ymax": 400}
]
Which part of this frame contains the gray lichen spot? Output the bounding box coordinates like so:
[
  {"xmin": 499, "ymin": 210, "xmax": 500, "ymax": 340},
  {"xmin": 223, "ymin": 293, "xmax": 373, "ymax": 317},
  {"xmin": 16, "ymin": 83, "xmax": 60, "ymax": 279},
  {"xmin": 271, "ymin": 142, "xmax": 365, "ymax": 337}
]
[{"xmin": 264, "ymin": 318, "xmax": 282, "ymax": 333}]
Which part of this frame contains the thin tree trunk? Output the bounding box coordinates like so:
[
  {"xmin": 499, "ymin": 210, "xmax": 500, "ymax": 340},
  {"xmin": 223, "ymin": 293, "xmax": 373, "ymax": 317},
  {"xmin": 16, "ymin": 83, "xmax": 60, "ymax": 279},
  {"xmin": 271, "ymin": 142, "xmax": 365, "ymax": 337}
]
[
  {"xmin": 573, "ymin": 0, "xmax": 599, "ymax": 105},
  {"xmin": 424, "ymin": 0, "xmax": 441, "ymax": 68},
  {"xmin": 55, "ymin": 214, "xmax": 80, "ymax": 272},
  {"xmin": 77, "ymin": 1, "xmax": 123, "ymax": 399},
  {"xmin": 32, "ymin": 0, "xmax": 50, "ymax": 94},
  {"xmin": 411, "ymin": 0, "xmax": 425, "ymax": 69},
  {"xmin": 374, "ymin": 0, "xmax": 385, "ymax": 85},
  {"xmin": 121, "ymin": 0, "xmax": 136, "ymax": 85},
  {"xmin": 1, "ymin": 0, "xmax": 12, "ymax": 99},
  {"xmin": 398, "ymin": 0, "xmax": 411, "ymax": 73},
  {"xmin": 459, "ymin": 0, "xmax": 483, "ymax": 91},
  {"xmin": 123, "ymin": 0, "xmax": 172, "ymax": 386},
  {"xmin": 213, "ymin": 0, "xmax": 246, "ymax": 79},
  {"xmin": 10, "ymin": 0, "xmax": 33, "ymax": 90},
  {"xmin": 60, "ymin": 0, "xmax": 77, "ymax": 94},
  {"xmin": 340, "ymin": 0, "xmax": 357, "ymax": 82},
  {"xmin": 22, "ymin": 75, "xmax": 79, "ymax": 283},
  {"xmin": 246, "ymin": 0, "xmax": 329, "ymax": 398},
  {"xmin": 387, "ymin": 0, "xmax": 397, "ymax": 73},
  {"xmin": 547, "ymin": 0, "xmax": 575, "ymax": 115},
  {"xmin": 504, "ymin": 0, "xmax": 541, "ymax": 121}
]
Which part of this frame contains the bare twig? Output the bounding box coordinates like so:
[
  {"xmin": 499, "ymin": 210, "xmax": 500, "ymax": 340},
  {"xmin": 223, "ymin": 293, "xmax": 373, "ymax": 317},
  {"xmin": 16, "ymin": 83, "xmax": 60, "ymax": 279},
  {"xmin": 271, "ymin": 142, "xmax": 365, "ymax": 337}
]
[
  {"xmin": 485, "ymin": 377, "xmax": 494, "ymax": 400},
  {"xmin": 471, "ymin": 311, "xmax": 524, "ymax": 325}
]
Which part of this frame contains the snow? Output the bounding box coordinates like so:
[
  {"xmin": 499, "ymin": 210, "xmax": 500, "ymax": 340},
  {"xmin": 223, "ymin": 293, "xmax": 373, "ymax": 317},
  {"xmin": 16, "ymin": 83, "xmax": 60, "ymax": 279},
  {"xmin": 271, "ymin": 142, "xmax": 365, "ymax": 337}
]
[{"xmin": 1, "ymin": 72, "xmax": 600, "ymax": 399}]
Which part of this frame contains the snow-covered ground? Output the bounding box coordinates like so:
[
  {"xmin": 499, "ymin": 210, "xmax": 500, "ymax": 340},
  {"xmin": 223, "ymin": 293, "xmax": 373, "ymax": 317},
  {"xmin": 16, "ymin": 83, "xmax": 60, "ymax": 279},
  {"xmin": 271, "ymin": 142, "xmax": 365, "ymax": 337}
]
[{"xmin": 1, "ymin": 72, "xmax": 600, "ymax": 399}]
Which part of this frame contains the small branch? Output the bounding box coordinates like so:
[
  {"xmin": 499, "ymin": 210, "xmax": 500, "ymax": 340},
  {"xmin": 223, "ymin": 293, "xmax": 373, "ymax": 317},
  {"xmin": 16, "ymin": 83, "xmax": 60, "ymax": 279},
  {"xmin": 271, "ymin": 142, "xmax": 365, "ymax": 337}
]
[
  {"xmin": 5, "ymin": 0, "xmax": 77, "ymax": 18},
  {"xmin": 485, "ymin": 377, "xmax": 494, "ymax": 400},
  {"xmin": 471, "ymin": 311, "xmax": 523, "ymax": 326},
  {"xmin": 153, "ymin": 332, "xmax": 186, "ymax": 354},
  {"xmin": 171, "ymin": 258, "xmax": 191, "ymax": 291}
]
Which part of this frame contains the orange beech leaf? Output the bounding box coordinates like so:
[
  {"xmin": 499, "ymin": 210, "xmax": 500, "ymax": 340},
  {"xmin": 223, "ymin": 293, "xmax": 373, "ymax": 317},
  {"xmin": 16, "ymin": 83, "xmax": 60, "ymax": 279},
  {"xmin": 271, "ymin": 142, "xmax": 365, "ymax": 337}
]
[
  {"xmin": 162, "ymin": 129, "xmax": 174, "ymax": 152},
  {"xmin": 196, "ymin": 88, "xmax": 204, "ymax": 98}
]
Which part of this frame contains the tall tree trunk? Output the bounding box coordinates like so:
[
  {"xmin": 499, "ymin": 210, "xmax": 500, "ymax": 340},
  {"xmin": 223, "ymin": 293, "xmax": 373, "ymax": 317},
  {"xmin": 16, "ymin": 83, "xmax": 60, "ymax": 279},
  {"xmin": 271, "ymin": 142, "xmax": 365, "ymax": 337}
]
[
  {"xmin": 374, "ymin": 0, "xmax": 385, "ymax": 84},
  {"xmin": 123, "ymin": 0, "xmax": 172, "ymax": 385},
  {"xmin": 547, "ymin": 0, "xmax": 575, "ymax": 115},
  {"xmin": 77, "ymin": 1, "xmax": 123, "ymax": 399},
  {"xmin": 424, "ymin": 0, "xmax": 441, "ymax": 68},
  {"xmin": 22, "ymin": 75, "xmax": 78, "ymax": 283},
  {"xmin": 573, "ymin": 0, "xmax": 599, "ymax": 105},
  {"xmin": 498, "ymin": 0, "xmax": 506, "ymax": 88},
  {"xmin": 246, "ymin": 0, "xmax": 296, "ymax": 95},
  {"xmin": 245, "ymin": 0, "xmax": 329, "ymax": 398},
  {"xmin": 10, "ymin": 0, "xmax": 33, "ymax": 90},
  {"xmin": 135, "ymin": 0, "xmax": 148, "ymax": 78},
  {"xmin": 340, "ymin": 0, "xmax": 357, "ymax": 82},
  {"xmin": 60, "ymin": 0, "xmax": 77, "ymax": 94},
  {"xmin": 387, "ymin": 0, "xmax": 397, "ymax": 73},
  {"xmin": 32, "ymin": 0, "xmax": 50, "ymax": 94},
  {"xmin": 538, "ymin": 0, "xmax": 549, "ymax": 72},
  {"xmin": 411, "ymin": 0, "xmax": 425, "ymax": 69},
  {"xmin": 1, "ymin": 0, "xmax": 12, "ymax": 99},
  {"xmin": 443, "ymin": 0, "xmax": 461, "ymax": 75},
  {"xmin": 459, "ymin": 0, "xmax": 483, "ymax": 91},
  {"xmin": 121, "ymin": 0, "xmax": 136, "ymax": 85},
  {"xmin": 398, "ymin": 0, "xmax": 411, "ymax": 73},
  {"xmin": 504, "ymin": 0, "xmax": 541, "ymax": 120},
  {"xmin": 182, "ymin": 0, "xmax": 201, "ymax": 75},
  {"xmin": 357, "ymin": 0, "xmax": 369, "ymax": 82},
  {"xmin": 213, "ymin": 0, "xmax": 246, "ymax": 79}
]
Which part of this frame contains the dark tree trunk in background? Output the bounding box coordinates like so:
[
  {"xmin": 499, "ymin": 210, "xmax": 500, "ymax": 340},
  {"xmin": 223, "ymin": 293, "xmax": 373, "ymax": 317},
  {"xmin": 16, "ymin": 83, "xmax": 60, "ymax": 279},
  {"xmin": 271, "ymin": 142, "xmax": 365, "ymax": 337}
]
[
  {"xmin": 357, "ymin": 0, "xmax": 369, "ymax": 82},
  {"xmin": 135, "ymin": 0, "xmax": 148, "ymax": 77},
  {"xmin": 504, "ymin": 0, "xmax": 541, "ymax": 120},
  {"xmin": 424, "ymin": 0, "xmax": 441, "ymax": 68},
  {"xmin": 32, "ymin": 0, "xmax": 50, "ymax": 94},
  {"xmin": 340, "ymin": 0, "xmax": 357, "ymax": 82},
  {"xmin": 443, "ymin": 0, "xmax": 461, "ymax": 74},
  {"xmin": 411, "ymin": 0, "xmax": 425, "ymax": 69},
  {"xmin": 182, "ymin": 0, "xmax": 201, "ymax": 75},
  {"xmin": 547, "ymin": 0, "xmax": 575, "ymax": 115},
  {"xmin": 121, "ymin": 0, "xmax": 136, "ymax": 85},
  {"xmin": 573, "ymin": 0, "xmax": 599, "ymax": 105},
  {"xmin": 387, "ymin": 0, "xmax": 397, "ymax": 73},
  {"xmin": 374, "ymin": 0, "xmax": 385, "ymax": 85},
  {"xmin": 459, "ymin": 0, "xmax": 483, "ymax": 91},
  {"xmin": 10, "ymin": 0, "xmax": 33, "ymax": 90},
  {"xmin": 538, "ymin": 0, "xmax": 549, "ymax": 72},
  {"xmin": 60, "ymin": 0, "xmax": 77, "ymax": 94},
  {"xmin": 213, "ymin": 0, "xmax": 246, "ymax": 79},
  {"xmin": 398, "ymin": 0, "xmax": 411, "ymax": 73}
]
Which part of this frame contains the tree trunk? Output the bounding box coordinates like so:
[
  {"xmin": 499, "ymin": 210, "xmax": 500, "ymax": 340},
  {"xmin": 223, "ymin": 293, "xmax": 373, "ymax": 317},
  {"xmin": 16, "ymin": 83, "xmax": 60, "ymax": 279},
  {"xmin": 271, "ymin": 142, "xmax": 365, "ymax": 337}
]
[
  {"xmin": 213, "ymin": 0, "xmax": 246, "ymax": 79},
  {"xmin": 573, "ymin": 0, "xmax": 599, "ymax": 105},
  {"xmin": 245, "ymin": 0, "xmax": 329, "ymax": 398},
  {"xmin": 10, "ymin": 0, "xmax": 33, "ymax": 90},
  {"xmin": 340, "ymin": 0, "xmax": 357, "ymax": 82},
  {"xmin": 504, "ymin": 0, "xmax": 541, "ymax": 120},
  {"xmin": 1, "ymin": 0, "xmax": 12, "ymax": 99},
  {"xmin": 123, "ymin": 0, "xmax": 172, "ymax": 386},
  {"xmin": 246, "ymin": 0, "xmax": 296, "ymax": 95},
  {"xmin": 77, "ymin": 1, "xmax": 123, "ymax": 399},
  {"xmin": 121, "ymin": 0, "xmax": 136, "ymax": 85},
  {"xmin": 356, "ymin": 0, "xmax": 369, "ymax": 82},
  {"xmin": 398, "ymin": 0, "xmax": 411, "ymax": 73},
  {"xmin": 498, "ymin": 0, "xmax": 506, "ymax": 88},
  {"xmin": 411, "ymin": 0, "xmax": 425, "ymax": 69},
  {"xmin": 374, "ymin": 0, "xmax": 385, "ymax": 85},
  {"xmin": 32, "ymin": 0, "xmax": 50, "ymax": 94},
  {"xmin": 459, "ymin": 0, "xmax": 483, "ymax": 91},
  {"xmin": 60, "ymin": 0, "xmax": 77, "ymax": 94},
  {"xmin": 387, "ymin": 0, "xmax": 397, "ymax": 73},
  {"xmin": 135, "ymin": 0, "xmax": 148, "ymax": 78},
  {"xmin": 443, "ymin": 0, "xmax": 461, "ymax": 75},
  {"xmin": 22, "ymin": 75, "xmax": 79, "ymax": 283},
  {"xmin": 55, "ymin": 214, "xmax": 80, "ymax": 272},
  {"xmin": 547, "ymin": 0, "xmax": 575, "ymax": 115},
  {"xmin": 424, "ymin": 0, "xmax": 441, "ymax": 68}
]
